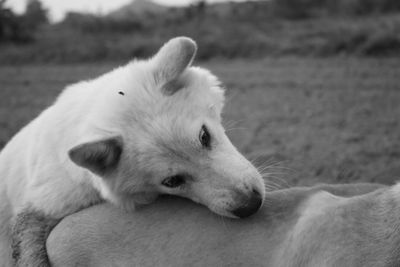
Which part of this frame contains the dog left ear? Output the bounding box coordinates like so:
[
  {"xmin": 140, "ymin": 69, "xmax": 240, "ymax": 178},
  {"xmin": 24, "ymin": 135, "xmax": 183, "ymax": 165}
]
[
  {"xmin": 151, "ymin": 37, "xmax": 197, "ymax": 94},
  {"xmin": 68, "ymin": 136, "xmax": 123, "ymax": 176}
]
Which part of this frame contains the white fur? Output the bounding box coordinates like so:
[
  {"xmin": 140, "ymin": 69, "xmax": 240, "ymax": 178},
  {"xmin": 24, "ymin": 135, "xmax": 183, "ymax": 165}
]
[{"xmin": 0, "ymin": 37, "xmax": 265, "ymax": 265}]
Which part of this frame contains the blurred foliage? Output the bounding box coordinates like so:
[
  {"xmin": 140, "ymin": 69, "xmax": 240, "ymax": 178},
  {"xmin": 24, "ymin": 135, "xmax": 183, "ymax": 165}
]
[
  {"xmin": 0, "ymin": 0, "xmax": 48, "ymax": 43},
  {"xmin": 0, "ymin": 0, "xmax": 31, "ymax": 42},
  {"xmin": 23, "ymin": 0, "xmax": 48, "ymax": 29},
  {"xmin": 62, "ymin": 12, "xmax": 144, "ymax": 33},
  {"xmin": 271, "ymin": 0, "xmax": 400, "ymax": 18},
  {"xmin": 1, "ymin": 0, "xmax": 400, "ymax": 63}
]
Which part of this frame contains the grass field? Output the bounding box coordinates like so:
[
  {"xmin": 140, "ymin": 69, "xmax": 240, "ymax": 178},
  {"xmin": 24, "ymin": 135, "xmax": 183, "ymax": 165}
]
[{"xmin": 1, "ymin": 58, "xmax": 400, "ymax": 187}]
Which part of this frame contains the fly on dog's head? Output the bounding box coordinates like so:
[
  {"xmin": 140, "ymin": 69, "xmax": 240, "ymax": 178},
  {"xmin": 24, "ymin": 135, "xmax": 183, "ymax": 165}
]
[{"xmin": 68, "ymin": 37, "xmax": 265, "ymax": 218}]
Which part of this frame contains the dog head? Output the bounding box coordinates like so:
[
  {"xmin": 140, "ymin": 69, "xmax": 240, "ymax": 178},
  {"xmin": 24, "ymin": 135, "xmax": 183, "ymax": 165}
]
[{"xmin": 68, "ymin": 37, "xmax": 265, "ymax": 218}]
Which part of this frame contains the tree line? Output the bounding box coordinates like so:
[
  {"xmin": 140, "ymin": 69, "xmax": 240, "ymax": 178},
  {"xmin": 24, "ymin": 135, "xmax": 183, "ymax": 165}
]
[{"xmin": 0, "ymin": 0, "xmax": 48, "ymax": 43}]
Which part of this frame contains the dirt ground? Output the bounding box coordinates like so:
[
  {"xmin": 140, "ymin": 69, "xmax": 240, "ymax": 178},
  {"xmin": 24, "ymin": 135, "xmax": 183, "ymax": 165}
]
[{"xmin": 1, "ymin": 57, "xmax": 400, "ymax": 187}]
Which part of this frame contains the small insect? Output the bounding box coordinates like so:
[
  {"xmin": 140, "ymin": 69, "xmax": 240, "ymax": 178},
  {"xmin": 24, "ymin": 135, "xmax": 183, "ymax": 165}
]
[{"xmin": 118, "ymin": 91, "xmax": 125, "ymax": 96}]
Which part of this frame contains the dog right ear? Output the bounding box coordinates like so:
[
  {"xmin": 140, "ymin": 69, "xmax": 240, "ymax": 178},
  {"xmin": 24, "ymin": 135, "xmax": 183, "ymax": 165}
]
[
  {"xmin": 68, "ymin": 136, "xmax": 123, "ymax": 176},
  {"xmin": 151, "ymin": 37, "xmax": 197, "ymax": 91}
]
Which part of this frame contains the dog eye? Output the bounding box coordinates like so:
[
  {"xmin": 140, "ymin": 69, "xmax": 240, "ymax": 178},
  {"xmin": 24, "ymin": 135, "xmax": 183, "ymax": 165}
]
[
  {"xmin": 162, "ymin": 175, "xmax": 185, "ymax": 188},
  {"xmin": 199, "ymin": 125, "xmax": 211, "ymax": 149}
]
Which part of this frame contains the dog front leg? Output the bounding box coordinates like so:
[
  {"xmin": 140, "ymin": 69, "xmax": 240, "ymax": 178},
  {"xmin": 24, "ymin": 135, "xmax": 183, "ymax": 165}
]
[{"xmin": 11, "ymin": 207, "xmax": 60, "ymax": 267}]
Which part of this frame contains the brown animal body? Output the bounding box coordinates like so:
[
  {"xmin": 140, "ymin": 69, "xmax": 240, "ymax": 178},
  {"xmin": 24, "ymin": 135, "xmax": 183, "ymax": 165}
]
[{"xmin": 47, "ymin": 183, "xmax": 400, "ymax": 267}]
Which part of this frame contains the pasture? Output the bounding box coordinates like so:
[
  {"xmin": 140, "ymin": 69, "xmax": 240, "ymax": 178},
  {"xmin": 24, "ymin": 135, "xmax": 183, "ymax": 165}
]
[{"xmin": 1, "ymin": 58, "xmax": 400, "ymax": 186}]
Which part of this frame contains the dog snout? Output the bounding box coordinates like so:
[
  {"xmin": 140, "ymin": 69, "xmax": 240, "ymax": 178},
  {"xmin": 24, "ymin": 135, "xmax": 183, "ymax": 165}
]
[{"xmin": 231, "ymin": 189, "xmax": 263, "ymax": 218}]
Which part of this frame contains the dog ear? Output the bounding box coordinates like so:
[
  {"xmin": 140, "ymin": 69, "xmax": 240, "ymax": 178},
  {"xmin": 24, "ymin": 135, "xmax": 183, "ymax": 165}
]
[
  {"xmin": 68, "ymin": 136, "xmax": 123, "ymax": 176},
  {"xmin": 152, "ymin": 37, "xmax": 197, "ymax": 94}
]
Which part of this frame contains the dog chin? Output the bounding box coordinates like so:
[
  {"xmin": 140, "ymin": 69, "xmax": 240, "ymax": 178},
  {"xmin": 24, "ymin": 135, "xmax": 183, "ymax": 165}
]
[
  {"xmin": 131, "ymin": 192, "xmax": 159, "ymax": 206},
  {"xmin": 207, "ymin": 205, "xmax": 238, "ymax": 219}
]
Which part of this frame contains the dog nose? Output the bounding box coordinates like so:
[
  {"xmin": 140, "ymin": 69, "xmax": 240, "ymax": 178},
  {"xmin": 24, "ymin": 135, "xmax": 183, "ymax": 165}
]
[{"xmin": 231, "ymin": 189, "xmax": 263, "ymax": 218}]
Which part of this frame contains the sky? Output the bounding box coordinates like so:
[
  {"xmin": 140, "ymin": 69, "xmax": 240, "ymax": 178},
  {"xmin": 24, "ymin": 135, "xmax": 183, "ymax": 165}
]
[{"xmin": 7, "ymin": 0, "xmax": 244, "ymax": 22}]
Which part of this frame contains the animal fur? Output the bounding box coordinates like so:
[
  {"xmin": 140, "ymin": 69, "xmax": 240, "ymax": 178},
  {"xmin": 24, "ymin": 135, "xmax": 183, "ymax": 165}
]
[
  {"xmin": 0, "ymin": 37, "xmax": 265, "ymax": 266},
  {"xmin": 12, "ymin": 207, "xmax": 59, "ymax": 267},
  {"xmin": 47, "ymin": 183, "xmax": 400, "ymax": 267}
]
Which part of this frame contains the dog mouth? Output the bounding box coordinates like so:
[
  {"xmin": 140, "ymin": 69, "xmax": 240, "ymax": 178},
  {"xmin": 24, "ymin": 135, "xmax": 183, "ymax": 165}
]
[{"xmin": 206, "ymin": 189, "xmax": 264, "ymax": 219}]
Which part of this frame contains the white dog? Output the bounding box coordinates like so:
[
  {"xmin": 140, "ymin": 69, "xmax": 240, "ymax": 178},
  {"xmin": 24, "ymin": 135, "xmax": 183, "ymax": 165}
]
[{"xmin": 0, "ymin": 37, "xmax": 265, "ymax": 266}]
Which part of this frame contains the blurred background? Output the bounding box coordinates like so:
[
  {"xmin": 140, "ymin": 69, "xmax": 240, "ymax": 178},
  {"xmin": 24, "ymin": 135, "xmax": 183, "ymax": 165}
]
[{"xmin": 1, "ymin": 0, "xmax": 400, "ymax": 187}]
